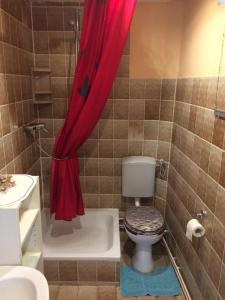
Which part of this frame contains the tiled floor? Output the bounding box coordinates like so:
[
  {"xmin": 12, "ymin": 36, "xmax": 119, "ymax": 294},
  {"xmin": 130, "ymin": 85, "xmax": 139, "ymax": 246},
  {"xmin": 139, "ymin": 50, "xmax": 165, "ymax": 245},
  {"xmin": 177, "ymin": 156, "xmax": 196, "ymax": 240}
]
[
  {"xmin": 47, "ymin": 232, "xmax": 184, "ymax": 300},
  {"xmin": 49, "ymin": 239, "xmax": 185, "ymax": 300},
  {"xmin": 49, "ymin": 285, "xmax": 185, "ymax": 300}
]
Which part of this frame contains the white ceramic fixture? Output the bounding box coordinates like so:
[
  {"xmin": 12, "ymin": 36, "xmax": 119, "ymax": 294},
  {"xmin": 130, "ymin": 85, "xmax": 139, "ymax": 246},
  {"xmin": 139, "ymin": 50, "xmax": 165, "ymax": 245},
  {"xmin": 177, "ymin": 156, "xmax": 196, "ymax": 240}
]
[
  {"xmin": 0, "ymin": 175, "xmax": 43, "ymax": 271},
  {"xmin": 122, "ymin": 156, "xmax": 165, "ymax": 273},
  {"xmin": 0, "ymin": 175, "xmax": 36, "ymax": 207},
  {"xmin": 0, "ymin": 266, "xmax": 49, "ymax": 300},
  {"xmin": 126, "ymin": 228, "xmax": 164, "ymax": 273},
  {"xmin": 122, "ymin": 156, "xmax": 156, "ymax": 199},
  {"xmin": 43, "ymin": 208, "xmax": 120, "ymax": 261}
]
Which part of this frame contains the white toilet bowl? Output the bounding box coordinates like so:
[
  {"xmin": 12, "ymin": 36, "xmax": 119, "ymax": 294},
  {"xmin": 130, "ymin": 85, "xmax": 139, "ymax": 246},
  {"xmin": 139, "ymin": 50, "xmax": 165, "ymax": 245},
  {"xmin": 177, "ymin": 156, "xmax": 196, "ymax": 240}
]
[
  {"xmin": 121, "ymin": 157, "xmax": 165, "ymax": 273},
  {"xmin": 126, "ymin": 227, "xmax": 164, "ymax": 273},
  {"xmin": 124, "ymin": 206, "xmax": 165, "ymax": 273}
]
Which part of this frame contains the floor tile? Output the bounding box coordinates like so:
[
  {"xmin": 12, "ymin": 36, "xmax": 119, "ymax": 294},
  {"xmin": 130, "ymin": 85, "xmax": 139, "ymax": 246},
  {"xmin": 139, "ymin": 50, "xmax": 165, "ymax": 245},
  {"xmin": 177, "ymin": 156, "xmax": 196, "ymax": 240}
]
[
  {"xmin": 176, "ymin": 295, "xmax": 185, "ymax": 300},
  {"xmin": 56, "ymin": 286, "xmax": 78, "ymax": 300},
  {"xmin": 77, "ymin": 286, "xmax": 98, "ymax": 300},
  {"xmin": 98, "ymin": 286, "xmax": 117, "ymax": 300},
  {"xmin": 49, "ymin": 285, "xmax": 181, "ymax": 300},
  {"xmin": 156, "ymin": 297, "xmax": 177, "ymax": 299},
  {"xmin": 137, "ymin": 296, "xmax": 156, "ymax": 299},
  {"xmin": 49, "ymin": 285, "xmax": 59, "ymax": 300},
  {"xmin": 116, "ymin": 287, "xmax": 136, "ymax": 300},
  {"xmin": 154, "ymin": 255, "xmax": 169, "ymax": 267}
]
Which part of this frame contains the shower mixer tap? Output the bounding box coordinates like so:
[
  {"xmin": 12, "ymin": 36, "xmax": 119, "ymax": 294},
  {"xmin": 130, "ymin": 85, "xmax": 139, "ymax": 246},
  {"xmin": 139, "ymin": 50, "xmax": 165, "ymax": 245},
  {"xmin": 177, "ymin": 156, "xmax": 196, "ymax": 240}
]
[
  {"xmin": 23, "ymin": 123, "xmax": 48, "ymax": 135},
  {"xmin": 23, "ymin": 122, "xmax": 52, "ymax": 158}
]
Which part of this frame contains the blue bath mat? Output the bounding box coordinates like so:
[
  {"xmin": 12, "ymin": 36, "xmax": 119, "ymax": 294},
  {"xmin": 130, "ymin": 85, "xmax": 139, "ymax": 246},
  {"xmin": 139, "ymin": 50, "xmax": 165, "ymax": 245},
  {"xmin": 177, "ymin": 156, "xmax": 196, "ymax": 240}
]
[{"xmin": 120, "ymin": 265, "xmax": 182, "ymax": 297}]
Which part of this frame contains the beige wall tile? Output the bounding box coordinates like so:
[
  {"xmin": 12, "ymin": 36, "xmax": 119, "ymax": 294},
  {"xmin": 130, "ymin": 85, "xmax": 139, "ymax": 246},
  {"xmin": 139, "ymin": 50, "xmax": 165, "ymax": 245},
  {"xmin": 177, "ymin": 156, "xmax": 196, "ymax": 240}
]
[
  {"xmin": 77, "ymin": 261, "xmax": 97, "ymax": 282},
  {"xmin": 59, "ymin": 261, "xmax": 77, "ymax": 281},
  {"xmin": 99, "ymin": 140, "xmax": 113, "ymax": 158},
  {"xmin": 128, "ymin": 141, "xmax": 143, "ymax": 156},
  {"xmin": 161, "ymin": 79, "xmax": 176, "ymax": 101},
  {"xmin": 159, "ymin": 121, "xmax": 172, "ymax": 142},
  {"xmin": 83, "ymin": 139, "xmax": 99, "ymax": 158},
  {"xmin": 85, "ymin": 158, "xmax": 99, "ymax": 176},
  {"xmin": 113, "ymin": 140, "xmax": 128, "ymax": 158},
  {"xmin": 97, "ymin": 262, "xmax": 116, "ymax": 282},
  {"xmin": 114, "ymin": 100, "xmax": 128, "ymax": 120},
  {"xmin": 99, "ymin": 176, "xmax": 114, "ymax": 194},
  {"xmin": 128, "ymin": 121, "xmax": 144, "ymax": 140},
  {"xmin": 85, "ymin": 176, "xmax": 99, "ymax": 194},
  {"xmin": 143, "ymin": 141, "xmax": 157, "ymax": 157},
  {"xmin": 99, "ymin": 158, "xmax": 113, "ymax": 176},
  {"xmin": 144, "ymin": 120, "xmax": 159, "ymax": 140},
  {"xmin": 101, "ymin": 99, "xmax": 114, "ymax": 119},
  {"xmin": 44, "ymin": 260, "xmax": 59, "ymax": 281},
  {"xmin": 99, "ymin": 120, "xmax": 114, "ymax": 139},
  {"xmin": 83, "ymin": 194, "xmax": 99, "ymax": 208},
  {"xmin": 99, "ymin": 194, "xmax": 113, "ymax": 208},
  {"xmin": 114, "ymin": 78, "xmax": 129, "ymax": 99},
  {"xmin": 157, "ymin": 141, "xmax": 170, "ymax": 161},
  {"xmin": 145, "ymin": 79, "xmax": 161, "ymax": 100},
  {"xmin": 117, "ymin": 55, "xmax": 129, "ymax": 78},
  {"xmin": 129, "ymin": 99, "xmax": 145, "ymax": 120},
  {"xmin": 145, "ymin": 100, "xmax": 160, "ymax": 120},
  {"xmin": 114, "ymin": 120, "xmax": 128, "ymax": 139}
]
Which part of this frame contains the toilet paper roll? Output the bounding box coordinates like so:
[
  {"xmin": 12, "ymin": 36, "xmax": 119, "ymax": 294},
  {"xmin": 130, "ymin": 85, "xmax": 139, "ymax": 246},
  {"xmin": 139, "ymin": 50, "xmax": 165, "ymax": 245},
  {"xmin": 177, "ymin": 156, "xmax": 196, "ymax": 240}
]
[{"xmin": 186, "ymin": 219, "xmax": 205, "ymax": 241}]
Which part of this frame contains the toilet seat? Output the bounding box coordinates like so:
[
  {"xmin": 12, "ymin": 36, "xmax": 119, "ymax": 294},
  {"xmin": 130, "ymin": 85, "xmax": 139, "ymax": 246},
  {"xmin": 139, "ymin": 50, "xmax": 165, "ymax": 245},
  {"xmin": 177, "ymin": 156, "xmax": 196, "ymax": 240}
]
[{"xmin": 125, "ymin": 206, "xmax": 165, "ymax": 235}]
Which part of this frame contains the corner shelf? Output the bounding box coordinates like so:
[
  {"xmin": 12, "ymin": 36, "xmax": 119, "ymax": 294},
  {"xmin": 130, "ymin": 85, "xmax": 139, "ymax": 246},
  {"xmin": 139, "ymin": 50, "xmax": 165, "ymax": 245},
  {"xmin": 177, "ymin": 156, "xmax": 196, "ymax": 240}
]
[
  {"xmin": 34, "ymin": 91, "xmax": 52, "ymax": 95},
  {"xmin": 32, "ymin": 67, "xmax": 52, "ymax": 105},
  {"xmin": 20, "ymin": 208, "xmax": 39, "ymax": 245},
  {"xmin": 32, "ymin": 68, "xmax": 51, "ymax": 73},
  {"xmin": 22, "ymin": 251, "xmax": 42, "ymax": 269},
  {"xmin": 33, "ymin": 100, "xmax": 53, "ymax": 105}
]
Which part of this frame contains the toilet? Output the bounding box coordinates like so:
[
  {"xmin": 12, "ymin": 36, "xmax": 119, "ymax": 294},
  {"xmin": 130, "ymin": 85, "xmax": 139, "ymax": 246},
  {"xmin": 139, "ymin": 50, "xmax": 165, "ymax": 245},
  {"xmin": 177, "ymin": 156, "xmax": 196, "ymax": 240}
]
[{"xmin": 122, "ymin": 156, "xmax": 165, "ymax": 273}]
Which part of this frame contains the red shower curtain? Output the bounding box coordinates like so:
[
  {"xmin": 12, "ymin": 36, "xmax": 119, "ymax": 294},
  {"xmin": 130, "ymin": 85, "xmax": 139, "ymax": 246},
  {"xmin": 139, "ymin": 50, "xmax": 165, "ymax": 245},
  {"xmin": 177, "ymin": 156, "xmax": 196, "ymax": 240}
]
[{"xmin": 50, "ymin": 0, "xmax": 136, "ymax": 220}]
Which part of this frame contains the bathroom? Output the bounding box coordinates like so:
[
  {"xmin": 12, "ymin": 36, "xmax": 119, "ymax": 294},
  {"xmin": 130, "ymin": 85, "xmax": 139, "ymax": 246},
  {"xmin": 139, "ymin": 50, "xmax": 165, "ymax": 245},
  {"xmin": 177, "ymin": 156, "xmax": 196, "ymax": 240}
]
[{"xmin": 0, "ymin": 0, "xmax": 225, "ymax": 299}]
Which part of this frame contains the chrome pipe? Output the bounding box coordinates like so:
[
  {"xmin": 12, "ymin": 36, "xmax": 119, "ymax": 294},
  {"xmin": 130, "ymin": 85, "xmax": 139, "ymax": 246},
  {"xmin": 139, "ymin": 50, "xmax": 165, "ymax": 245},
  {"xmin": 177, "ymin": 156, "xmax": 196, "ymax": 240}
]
[{"xmin": 162, "ymin": 237, "xmax": 192, "ymax": 300}]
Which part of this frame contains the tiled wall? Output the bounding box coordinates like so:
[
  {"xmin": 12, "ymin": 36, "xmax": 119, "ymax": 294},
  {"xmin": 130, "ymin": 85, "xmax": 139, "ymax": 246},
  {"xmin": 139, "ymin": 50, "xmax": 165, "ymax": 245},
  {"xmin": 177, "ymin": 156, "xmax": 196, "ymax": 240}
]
[
  {"xmin": 44, "ymin": 260, "xmax": 119, "ymax": 285},
  {"xmin": 31, "ymin": 1, "xmax": 175, "ymax": 212},
  {"xmin": 0, "ymin": 0, "xmax": 40, "ymax": 176},
  {"xmin": 31, "ymin": 0, "xmax": 83, "ymax": 206},
  {"xmin": 166, "ymin": 76, "xmax": 225, "ymax": 300},
  {"xmin": 3, "ymin": 1, "xmax": 225, "ymax": 299}
]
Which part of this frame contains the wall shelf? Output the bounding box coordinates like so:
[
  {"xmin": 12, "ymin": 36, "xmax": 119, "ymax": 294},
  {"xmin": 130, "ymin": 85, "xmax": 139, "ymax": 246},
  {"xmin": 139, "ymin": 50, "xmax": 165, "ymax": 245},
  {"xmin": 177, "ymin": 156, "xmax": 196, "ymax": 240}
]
[
  {"xmin": 22, "ymin": 252, "xmax": 42, "ymax": 269},
  {"xmin": 20, "ymin": 208, "xmax": 39, "ymax": 245},
  {"xmin": 32, "ymin": 68, "xmax": 51, "ymax": 73},
  {"xmin": 34, "ymin": 91, "xmax": 52, "ymax": 95},
  {"xmin": 33, "ymin": 100, "xmax": 53, "ymax": 105},
  {"xmin": 32, "ymin": 67, "xmax": 52, "ymax": 105}
]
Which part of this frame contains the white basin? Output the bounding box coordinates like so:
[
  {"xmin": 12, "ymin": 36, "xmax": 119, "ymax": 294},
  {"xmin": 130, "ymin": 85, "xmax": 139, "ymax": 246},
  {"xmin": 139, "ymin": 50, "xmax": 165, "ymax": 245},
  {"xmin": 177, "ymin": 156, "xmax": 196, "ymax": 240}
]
[
  {"xmin": 0, "ymin": 266, "xmax": 49, "ymax": 300},
  {"xmin": 0, "ymin": 175, "xmax": 36, "ymax": 206}
]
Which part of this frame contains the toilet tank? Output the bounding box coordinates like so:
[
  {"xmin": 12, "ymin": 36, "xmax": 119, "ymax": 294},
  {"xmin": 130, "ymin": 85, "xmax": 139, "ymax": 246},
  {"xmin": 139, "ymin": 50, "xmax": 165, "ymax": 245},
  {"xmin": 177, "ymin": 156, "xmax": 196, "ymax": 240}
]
[{"xmin": 122, "ymin": 156, "xmax": 156, "ymax": 198}]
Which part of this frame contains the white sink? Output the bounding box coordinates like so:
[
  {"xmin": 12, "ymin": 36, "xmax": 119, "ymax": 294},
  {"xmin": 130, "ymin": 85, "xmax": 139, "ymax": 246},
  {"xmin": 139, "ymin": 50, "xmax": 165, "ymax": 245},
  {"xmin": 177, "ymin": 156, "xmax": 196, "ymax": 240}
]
[
  {"xmin": 0, "ymin": 266, "xmax": 49, "ymax": 300},
  {"xmin": 0, "ymin": 175, "xmax": 36, "ymax": 206}
]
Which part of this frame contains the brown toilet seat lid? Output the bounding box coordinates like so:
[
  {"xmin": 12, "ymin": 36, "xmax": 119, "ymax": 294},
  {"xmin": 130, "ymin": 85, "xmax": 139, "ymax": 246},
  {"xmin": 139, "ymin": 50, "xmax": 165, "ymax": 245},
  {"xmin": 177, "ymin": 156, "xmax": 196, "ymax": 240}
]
[{"xmin": 125, "ymin": 206, "xmax": 165, "ymax": 235}]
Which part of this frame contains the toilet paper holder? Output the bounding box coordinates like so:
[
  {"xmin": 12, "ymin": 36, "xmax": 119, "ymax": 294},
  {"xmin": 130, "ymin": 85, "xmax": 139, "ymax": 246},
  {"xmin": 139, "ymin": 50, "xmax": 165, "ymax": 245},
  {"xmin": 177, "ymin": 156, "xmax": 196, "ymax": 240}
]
[{"xmin": 196, "ymin": 210, "xmax": 207, "ymax": 220}]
